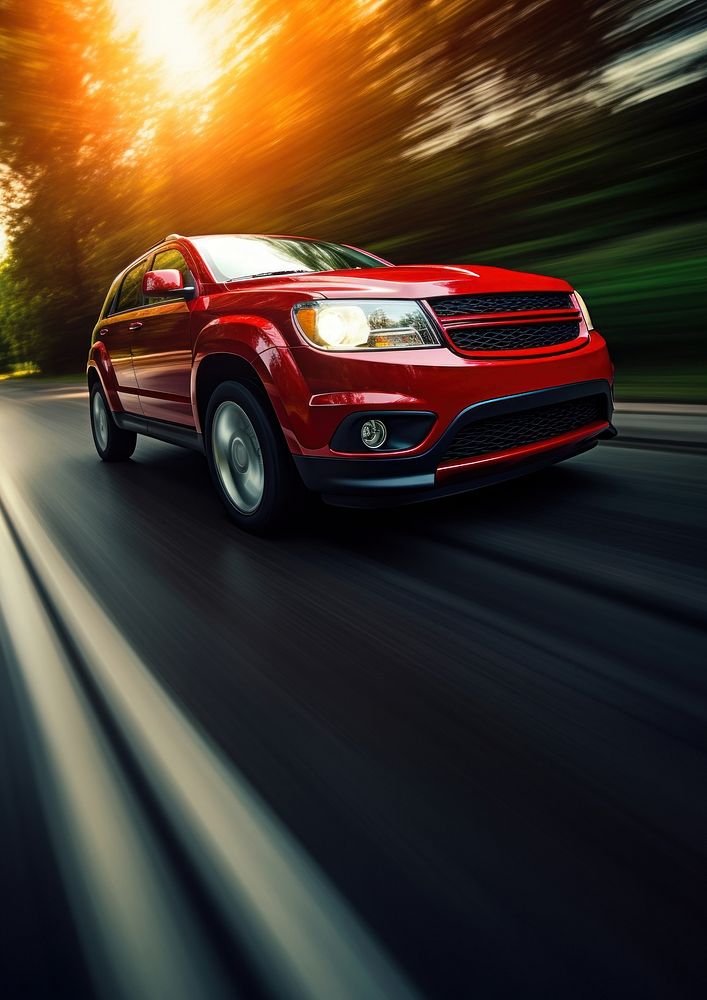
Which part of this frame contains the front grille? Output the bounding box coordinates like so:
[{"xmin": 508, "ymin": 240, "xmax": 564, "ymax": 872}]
[
  {"xmin": 446, "ymin": 321, "xmax": 580, "ymax": 352},
  {"xmin": 442, "ymin": 395, "xmax": 606, "ymax": 462},
  {"xmin": 429, "ymin": 292, "xmax": 573, "ymax": 317}
]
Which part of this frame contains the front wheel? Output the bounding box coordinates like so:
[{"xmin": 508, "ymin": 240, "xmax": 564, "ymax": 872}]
[
  {"xmin": 205, "ymin": 381, "xmax": 301, "ymax": 532},
  {"xmin": 90, "ymin": 382, "xmax": 137, "ymax": 461}
]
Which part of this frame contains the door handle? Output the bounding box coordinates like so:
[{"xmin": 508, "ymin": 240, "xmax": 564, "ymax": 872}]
[{"xmin": 129, "ymin": 321, "xmax": 143, "ymax": 332}]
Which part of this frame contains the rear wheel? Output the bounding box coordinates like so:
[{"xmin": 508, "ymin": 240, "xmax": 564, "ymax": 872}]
[
  {"xmin": 205, "ymin": 380, "xmax": 300, "ymax": 532},
  {"xmin": 89, "ymin": 382, "xmax": 137, "ymax": 461}
]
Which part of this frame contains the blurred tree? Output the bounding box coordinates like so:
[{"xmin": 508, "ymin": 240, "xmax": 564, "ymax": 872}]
[
  {"xmin": 0, "ymin": 0, "xmax": 705, "ymax": 384},
  {"xmin": 0, "ymin": 0, "xmax": 148, "ymax": 370}
]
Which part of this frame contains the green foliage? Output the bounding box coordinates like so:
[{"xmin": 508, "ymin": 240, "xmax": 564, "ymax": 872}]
[
  {"xmin": 0, "ymin": 260, "xmax": 41, "ymax": 369},
  {"xmin": 0, "ymin": 0, "xmax": 705, "ymax": 393}
]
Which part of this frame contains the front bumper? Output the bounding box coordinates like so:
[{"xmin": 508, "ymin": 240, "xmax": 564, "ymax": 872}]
[{"xmin": 293, "ymin": 380, "xmax": 616, "ymax": 506}]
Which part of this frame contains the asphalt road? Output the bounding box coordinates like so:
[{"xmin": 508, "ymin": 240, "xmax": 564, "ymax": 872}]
[{"xmin": 1, "ymin": 379, "xmax": 706, "ymax": 999}]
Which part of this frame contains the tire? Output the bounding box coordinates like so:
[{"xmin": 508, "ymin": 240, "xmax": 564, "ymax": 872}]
[
  {"xmin": 205, "ymin": 380, "xmax": 301, "ymax": 532},
  {"xmin": 89, "ymin": 382, "xmax": 137, "ymax": 461}
]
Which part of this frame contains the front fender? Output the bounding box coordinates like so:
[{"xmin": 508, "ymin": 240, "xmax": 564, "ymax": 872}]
[{"xmin": 191, "ymin": 318, "xmax": 310, "ymax": 449}]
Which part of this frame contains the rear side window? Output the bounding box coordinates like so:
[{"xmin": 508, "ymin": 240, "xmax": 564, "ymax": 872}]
[
  {"xmin": 115, "ymin": 259, "xmax": 148, "ymax": 313},
  {"xmin": 100, "ymin": 277, "xmax": 122, "ymax": 319}
]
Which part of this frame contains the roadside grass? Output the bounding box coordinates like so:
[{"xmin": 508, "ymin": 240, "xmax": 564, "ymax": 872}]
[
  {"xmin": 0, "ymin": 364, "xmax": 40, "ymax": 380},
  {"xmin": 615, "ymin": 369, "xmax": 707, "ymax": 403},
  {"xmin": 0, "ymin": 369, "xmax": 83, "ymax": 383}
]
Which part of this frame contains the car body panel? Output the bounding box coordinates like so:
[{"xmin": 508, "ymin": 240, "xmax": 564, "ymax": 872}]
[
  {"xmin": 91, "ymin": 314, "xmax": 143, "ymax": 415},
  {"xmin": 223, "ymin": 263, "xmax": 572, "ymax": 302},
  {"xmin": 131, "ymin": 299, "xmax": 193, "ymax": 425},
  {"xmin": 282, "ymin": 330, "xmax": 612, "ymax": 455},
  {"xmin": 191, "ymin": 320, "xmax": 307, "ymax": 450}
]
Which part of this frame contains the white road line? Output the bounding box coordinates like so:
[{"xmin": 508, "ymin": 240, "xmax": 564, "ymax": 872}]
[
  {"xmin": 0, "ymin": 471, "xmax": 419, "ymax": 1000},
  {"xmin": 0, "ymin": 506, "xmax": 233, "ymax": 1000},
  {"xmin": 15, "ymin": 390, "xmax": 89, "ymax": 402}
]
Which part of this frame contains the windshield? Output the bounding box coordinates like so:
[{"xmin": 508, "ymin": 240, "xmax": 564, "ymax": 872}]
[{"xmin": 192, "ymin": 235, "xmax": 390, "ymax": 283}]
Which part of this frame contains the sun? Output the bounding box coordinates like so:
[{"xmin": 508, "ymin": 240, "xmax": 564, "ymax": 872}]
[{"xmin": 111, "ymin": 0, "xmax": 216, "ymax": 90}]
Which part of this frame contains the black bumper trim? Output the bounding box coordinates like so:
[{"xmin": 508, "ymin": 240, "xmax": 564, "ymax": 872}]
[
  {"xmin": 318, "ymin": 438, "xmax": 600, "ymax": 508},
  {"xmin": 293, "ymin": 379, "xmax": 614, "ymax": 503}
]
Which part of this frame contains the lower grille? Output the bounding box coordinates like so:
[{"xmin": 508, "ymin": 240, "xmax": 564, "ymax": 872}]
[
  {"xmin": 446, "ymin": 320, "xmax": 580, "ymax": 352},
  {"xmin": 442, "ymin": 395, "xmax": 606, "ymax": 462}
]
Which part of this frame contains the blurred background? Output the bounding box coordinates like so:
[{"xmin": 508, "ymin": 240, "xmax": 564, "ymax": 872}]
[
  {"xmin": 2, "ymin": 7, "xmax": 707, "ymax": 999},
  {"xmin": 0, "ymin": 0, "xmax": 705, "ymax": 398}
]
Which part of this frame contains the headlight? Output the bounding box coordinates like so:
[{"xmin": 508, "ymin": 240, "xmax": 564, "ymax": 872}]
[
  {"xmin": 292, "ymin": 300, "xmax": 441, "ymax": 351},
  {"xmin": 574, "ymin": 291, "xmax": 594, "ymax": 331}
]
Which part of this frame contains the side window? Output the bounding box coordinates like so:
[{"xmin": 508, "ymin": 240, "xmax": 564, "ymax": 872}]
[
  {"xmin": 150, "ymin": 248, "xmax": 193, "ymax": 302},
  {"xmin": 115, "ymin": 259, "xmax": 148, "ymax": 313},
  {"xmin": 101, "ymin": 276, "xmax": 122, "ymax": 319}
]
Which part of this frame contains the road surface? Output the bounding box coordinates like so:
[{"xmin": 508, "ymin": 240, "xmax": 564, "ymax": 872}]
[{"xmin": 1, "ymin": 379, "xmax": 706, "ymax": 999}]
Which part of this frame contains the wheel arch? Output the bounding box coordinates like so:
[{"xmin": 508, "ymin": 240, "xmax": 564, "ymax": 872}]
[
  {"xmin": 87, "ymin": 364, "xmax": 100, "ymax": 389},
  {"xmin": 86, "ymin": 355, "xmax": 121, "ymax": 411},
  {"xmin": 192, "ymin": 315, "xmax": 313, "ymax": 452},
  {"xmin": 193, "ymin": 351, "xmax": 302, "ymax": 454}
]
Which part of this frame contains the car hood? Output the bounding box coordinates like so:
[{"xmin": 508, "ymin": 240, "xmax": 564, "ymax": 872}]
[{"xmin": 224, "ymin": 264, "xmax": 573, "ymax": 299}]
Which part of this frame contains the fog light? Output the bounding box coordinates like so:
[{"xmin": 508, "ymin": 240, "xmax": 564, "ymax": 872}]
[{"xmin": 361, "ymin": 418, "xmax": 387, "ymax": 449}]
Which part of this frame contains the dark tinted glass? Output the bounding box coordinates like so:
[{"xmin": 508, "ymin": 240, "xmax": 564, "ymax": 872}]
[
  {"xmin": 116, "ymin": 259, "xmax": 148, "ymax": 312},
  {"xmin": 192, "ymin": 235, "xmax": 389, "ymax": 282},
  {"xmin": 101, "ymin": 276, "xmax": 122, "ymax": 318}
]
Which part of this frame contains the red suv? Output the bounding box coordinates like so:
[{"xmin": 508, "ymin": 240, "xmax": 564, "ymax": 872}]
[{"xmin": 88, "ymin": 234, "xmax": 615, "ymax": 530}]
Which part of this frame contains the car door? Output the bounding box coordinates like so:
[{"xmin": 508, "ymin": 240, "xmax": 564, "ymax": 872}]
[
  {"xmin": 130, "ymin": 246, "xmax": 195, "ymax": 426},
  {"xmin": 98, "ymin": 259, "xmax": 149, "ymax": 415}
]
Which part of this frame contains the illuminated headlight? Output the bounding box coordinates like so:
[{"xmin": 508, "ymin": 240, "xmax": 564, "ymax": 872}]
[
  {"xmin": 292, "ymin": 300, "xmax": 441, "ymax": 351},
  {"xmin": 574, "ymin": 291, "xmax": 594, "ymax": 331}
]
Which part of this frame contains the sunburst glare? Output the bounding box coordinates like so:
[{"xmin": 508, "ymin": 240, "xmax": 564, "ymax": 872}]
[{"xmin": 111, "ymin": 0, "xmax": 223, "ymax": 90}]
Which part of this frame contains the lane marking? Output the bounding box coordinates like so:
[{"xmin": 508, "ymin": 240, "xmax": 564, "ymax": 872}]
[
  {"xmin": 0, "ymin": 506, "xmax": 233, "ymax": 1000},
  {"xmin": 0, "ymin": 472, "xmax": 418, "ymax": 1000},
  {"xmin": 10, "ymin": 390, "xmax": 89, "ymax": 402}
]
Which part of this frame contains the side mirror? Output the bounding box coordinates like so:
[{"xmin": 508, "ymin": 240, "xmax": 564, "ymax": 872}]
[{"xmin": 143, "ymin": 269, "xmax": 195, "ymax": 299}]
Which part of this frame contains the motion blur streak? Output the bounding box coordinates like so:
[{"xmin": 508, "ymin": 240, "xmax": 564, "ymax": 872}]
[
  {"xmin": 0, "ymin": 472, "xmax": 418, "ymax": 1000},
  {"xmin": 0, "ymin": 503, "xmax": 231, "ymax": 1000},
  {"xmin": 1, "ymin": 381, "xmax": 706, "ymax": 995},
  {"xmin": 0, "ymin": 1, "xmax": 705, "ymax": 399}
]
